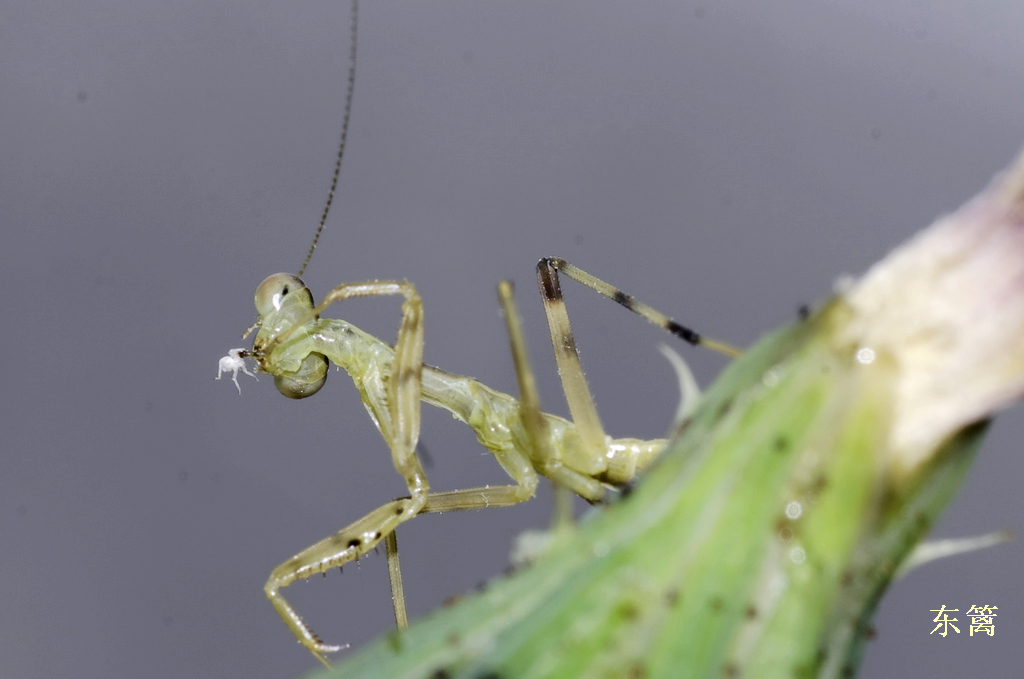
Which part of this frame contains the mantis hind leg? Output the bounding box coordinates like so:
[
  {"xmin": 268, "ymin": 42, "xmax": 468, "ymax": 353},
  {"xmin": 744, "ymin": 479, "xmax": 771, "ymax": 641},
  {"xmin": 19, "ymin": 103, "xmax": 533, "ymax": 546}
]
[
  {"xmin": 495, "ymin": 280, "xmax": 603, "ymax": 570},
  {"xmin": 531, "ymin": 258, "xmax": 741, "ymax": 488},
  {"xmin": 497, "ymin": 280, "xmax": 606, "ymax": 504}
]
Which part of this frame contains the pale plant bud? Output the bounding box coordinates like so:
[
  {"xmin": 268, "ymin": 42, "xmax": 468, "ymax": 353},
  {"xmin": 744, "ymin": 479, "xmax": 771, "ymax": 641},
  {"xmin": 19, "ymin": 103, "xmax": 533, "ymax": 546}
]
[{"xmin": 841, "ymin": 148, "xmax": 1024, "ymax": 476}]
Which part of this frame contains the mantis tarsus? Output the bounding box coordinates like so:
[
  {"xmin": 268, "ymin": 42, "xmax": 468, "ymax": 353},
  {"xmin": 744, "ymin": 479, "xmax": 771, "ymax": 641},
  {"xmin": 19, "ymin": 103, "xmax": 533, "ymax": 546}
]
[{"xmin": 217, "ymin": 0, "xmax": 739, "ymax": 666}]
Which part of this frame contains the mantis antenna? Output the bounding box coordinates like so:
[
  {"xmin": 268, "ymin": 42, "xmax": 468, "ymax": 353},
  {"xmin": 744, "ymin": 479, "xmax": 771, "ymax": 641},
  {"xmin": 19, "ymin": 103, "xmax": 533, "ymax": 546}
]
[{"xmin": 297, "ymin": 0, "xmax": 359, "ymax": 278}]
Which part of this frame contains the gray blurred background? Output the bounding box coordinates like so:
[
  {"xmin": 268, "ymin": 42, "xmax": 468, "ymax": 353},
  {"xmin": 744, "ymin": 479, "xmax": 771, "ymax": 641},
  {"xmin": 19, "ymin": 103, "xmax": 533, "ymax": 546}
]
[{"xmin": 2, "ymin": 1, "xmax": 1022, "ymax": 677}]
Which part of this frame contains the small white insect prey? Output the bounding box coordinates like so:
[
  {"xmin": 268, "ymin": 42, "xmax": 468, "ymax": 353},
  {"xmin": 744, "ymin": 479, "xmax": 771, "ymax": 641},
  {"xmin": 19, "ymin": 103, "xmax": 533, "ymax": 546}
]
[{"xmin": 217, "ymin": 348, "xmax": 256, "ymax": 394}]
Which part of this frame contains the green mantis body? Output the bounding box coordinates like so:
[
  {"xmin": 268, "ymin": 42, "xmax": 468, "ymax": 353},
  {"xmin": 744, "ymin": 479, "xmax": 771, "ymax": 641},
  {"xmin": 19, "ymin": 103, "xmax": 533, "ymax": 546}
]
[{"xmin": 227, "ymin": 260, "xmax": 738, "ymax": 665}]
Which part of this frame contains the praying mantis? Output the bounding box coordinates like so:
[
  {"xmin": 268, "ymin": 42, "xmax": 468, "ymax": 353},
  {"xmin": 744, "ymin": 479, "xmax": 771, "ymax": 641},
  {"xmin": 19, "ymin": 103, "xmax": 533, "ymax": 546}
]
[
  {"xmin": 218, "ymin": 0, "xmax": 741, "ymax": 666},
  {"xmin": 218, "ymin": 3, "xmax": 1021, "ymax": 675},
  {"xmin": 224, "ymin": 261, "xmax": 739, "ymax": 666}
]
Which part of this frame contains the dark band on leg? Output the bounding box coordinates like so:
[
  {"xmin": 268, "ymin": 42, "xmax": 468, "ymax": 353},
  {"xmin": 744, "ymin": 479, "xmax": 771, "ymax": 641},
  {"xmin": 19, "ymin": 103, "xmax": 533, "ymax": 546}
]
[
  {"xmin": 666, "ymin": 321, "xmax": 701, "ymax": 346},
  {"xmin": 538, "ymin": 261, "xmax": 562, "ymax": 303}
]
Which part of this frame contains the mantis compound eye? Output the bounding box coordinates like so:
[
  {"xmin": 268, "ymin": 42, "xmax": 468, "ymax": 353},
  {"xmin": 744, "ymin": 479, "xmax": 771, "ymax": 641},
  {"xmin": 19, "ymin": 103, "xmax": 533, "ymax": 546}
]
[
  {"xmin": 274, "ymin": 352, "xmax": 329, "ymax": 399},
  {"xmin": 255, "ymin": 273, "xmax": 311, "ymax": 318}
]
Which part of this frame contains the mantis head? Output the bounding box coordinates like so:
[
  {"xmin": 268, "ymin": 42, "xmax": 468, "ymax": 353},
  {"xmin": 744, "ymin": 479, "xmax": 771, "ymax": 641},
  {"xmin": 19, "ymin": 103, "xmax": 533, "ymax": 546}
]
[{"xmin": 251, "ymin": 273, "xmax": 329, "ymax": 399}]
